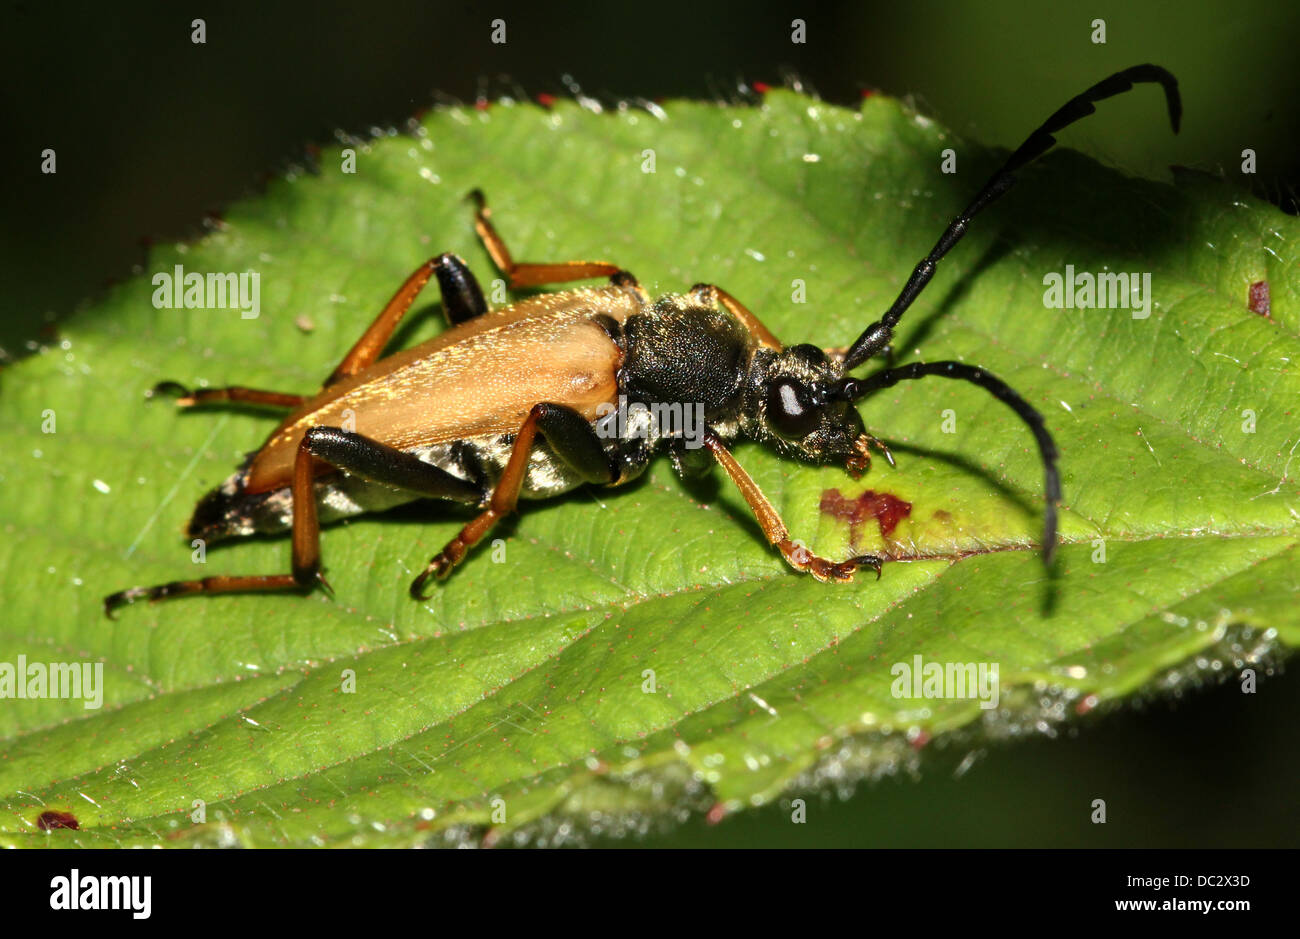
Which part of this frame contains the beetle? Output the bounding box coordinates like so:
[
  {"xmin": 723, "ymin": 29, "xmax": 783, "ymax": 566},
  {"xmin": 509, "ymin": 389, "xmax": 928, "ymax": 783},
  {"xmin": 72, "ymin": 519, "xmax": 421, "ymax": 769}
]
[{"xmin": 105, "ymin": 64, "xmax": 1181, "ymax": 615}]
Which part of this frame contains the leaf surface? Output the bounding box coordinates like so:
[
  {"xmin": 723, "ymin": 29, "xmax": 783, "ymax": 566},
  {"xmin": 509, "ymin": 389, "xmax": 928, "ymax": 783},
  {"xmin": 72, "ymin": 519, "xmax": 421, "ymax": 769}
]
[{"xmin": 1, "ymin": 91, "xmax": 1296, "ymax": 847}]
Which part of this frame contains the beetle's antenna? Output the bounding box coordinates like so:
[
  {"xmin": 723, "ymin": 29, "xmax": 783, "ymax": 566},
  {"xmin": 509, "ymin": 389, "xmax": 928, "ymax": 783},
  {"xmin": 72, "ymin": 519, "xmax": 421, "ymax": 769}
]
[
  {"xmin": 841, "ymin": 64, "xmax": 1180, "ymax": 371},
  {"xmin": 838, "ymin": 361, "xmax": 1061, "ymax": 563}
]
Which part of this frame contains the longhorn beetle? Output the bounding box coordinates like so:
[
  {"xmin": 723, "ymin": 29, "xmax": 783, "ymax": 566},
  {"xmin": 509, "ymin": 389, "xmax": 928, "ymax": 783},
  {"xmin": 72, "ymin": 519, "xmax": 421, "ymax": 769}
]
[{"xmin": 105, "ymin": 64, "xmax": 1181, "ymax": 616}]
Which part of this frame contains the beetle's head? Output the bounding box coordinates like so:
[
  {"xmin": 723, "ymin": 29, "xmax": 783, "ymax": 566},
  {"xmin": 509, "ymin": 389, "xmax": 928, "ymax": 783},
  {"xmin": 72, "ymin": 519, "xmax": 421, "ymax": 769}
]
[{"xmin": 746, "ymin": 344, "xmax": 873, "ymax": 471}]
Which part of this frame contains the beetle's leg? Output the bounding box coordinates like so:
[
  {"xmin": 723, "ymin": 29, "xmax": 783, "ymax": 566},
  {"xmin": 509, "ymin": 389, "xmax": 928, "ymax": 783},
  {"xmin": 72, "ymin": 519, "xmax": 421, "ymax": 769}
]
[
  {"xmin": 410, "ymin": 402, "xmax": 618, "ymax": 596},
  {"xmin": 468, "ymin": 189, "xmax": 627, "ymax": 288},
  {"xmin": 689, "ymin": 283, "xmax": 783, "ymax": 351},
  {"xmin": 105, "ymin": 431, "xmax": 331, "ymax": 615},
  {"xmin": 434, "ymin": 252, "xmax": 490, "ymax": 326},
  {"xmin": 297, "ymin": 427, "xmax": 487, "ymax": 502},
  {"xmin": 149, "ymin": 381, "xmax": 306, "ymax": 409},
  {"xmin": 325, "ymin": 252, "xmax": 487, "ymax": 384},
  {"xmin": 702, "ymin": 429, "xmax": 882, "ymax": 583},
  {"xmin": 104, "ymin": 428, "xmax": 484, "ymax": 616}
]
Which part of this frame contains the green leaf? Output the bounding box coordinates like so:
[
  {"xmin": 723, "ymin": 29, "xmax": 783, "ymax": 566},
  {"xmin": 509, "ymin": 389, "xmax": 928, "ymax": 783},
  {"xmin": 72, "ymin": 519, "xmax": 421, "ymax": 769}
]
[{"xmin": 2, "ymin": 91, "xmax": 1296, "ymax": 848}]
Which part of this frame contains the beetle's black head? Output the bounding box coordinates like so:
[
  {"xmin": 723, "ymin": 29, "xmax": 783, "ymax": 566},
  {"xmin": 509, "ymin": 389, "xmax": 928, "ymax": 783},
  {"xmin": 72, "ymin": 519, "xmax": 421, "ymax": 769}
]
[{"xmin": 744, "ymin": 344, "xmax": 872, "ymax": 470}]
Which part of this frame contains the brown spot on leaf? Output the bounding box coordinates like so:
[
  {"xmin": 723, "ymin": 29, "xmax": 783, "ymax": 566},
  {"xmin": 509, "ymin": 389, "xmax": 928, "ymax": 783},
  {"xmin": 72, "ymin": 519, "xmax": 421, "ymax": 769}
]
[
  {"xmin": 819, "ymin": 488, "xmax": 913, "ymax": 543},
  {"xmin": 1248, "ymin": 280, "xmax": 1271, "ymax": 316},
  {"xmin": 36, "ymin": 810, "xmax": 79, "ymax": 830}
]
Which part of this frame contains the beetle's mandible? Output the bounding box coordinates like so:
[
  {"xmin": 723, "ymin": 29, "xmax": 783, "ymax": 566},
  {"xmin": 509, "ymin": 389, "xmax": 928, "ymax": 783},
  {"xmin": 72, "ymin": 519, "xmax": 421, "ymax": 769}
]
[{"xmin": 105, "ymin": 64, "xmax": 1181, "ymax": 615}]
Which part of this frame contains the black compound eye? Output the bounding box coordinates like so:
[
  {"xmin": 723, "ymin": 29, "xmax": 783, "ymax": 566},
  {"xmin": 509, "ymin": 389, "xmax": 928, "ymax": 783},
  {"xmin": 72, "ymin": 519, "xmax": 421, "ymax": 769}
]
[{"xmin": 767, "ymin": 379, "xmax": 821, "ymax": 440}]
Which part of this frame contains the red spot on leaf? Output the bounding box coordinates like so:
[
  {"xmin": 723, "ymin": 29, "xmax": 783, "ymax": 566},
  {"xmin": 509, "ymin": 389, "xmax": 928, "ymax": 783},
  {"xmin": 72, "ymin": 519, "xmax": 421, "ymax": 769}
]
[
  {"xmin": 819, "ymin": 488, "xmax": 913, "ymax": 542},
  {"xmin": 860, "ymin": 88, "xmax": 878, "ymax": 99},
  {"xmin": 752, "ymin": 81, "xmax": 772, "ymax": 95},
  {"xmin": 706, "ymin": 802, "xmax": 727, "ymax": 825},
  {"xmin": 37, "ymin": 810, "xmax": 79, "ymax": 830},
  {"xmin": 1248, "ymin": 280, "xmax": 1271, "ymax": 316},
  {"xmin": 535, "ymin": 93, "xmax": 557, "ymax": 109}
]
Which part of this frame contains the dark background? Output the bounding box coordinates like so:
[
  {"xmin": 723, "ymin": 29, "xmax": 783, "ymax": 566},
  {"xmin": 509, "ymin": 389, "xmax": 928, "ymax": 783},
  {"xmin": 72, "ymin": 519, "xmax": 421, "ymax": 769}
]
[{"xmin": 2, "ymin": 0, "xmax": 1297, "ymax": 847}]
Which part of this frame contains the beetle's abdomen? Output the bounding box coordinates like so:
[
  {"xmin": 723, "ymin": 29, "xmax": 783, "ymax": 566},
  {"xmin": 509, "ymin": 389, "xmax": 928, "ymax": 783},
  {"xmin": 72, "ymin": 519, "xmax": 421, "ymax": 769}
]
[{"xmin": 187, "ymin": 430, "xmax": 616, "ymax": 542}]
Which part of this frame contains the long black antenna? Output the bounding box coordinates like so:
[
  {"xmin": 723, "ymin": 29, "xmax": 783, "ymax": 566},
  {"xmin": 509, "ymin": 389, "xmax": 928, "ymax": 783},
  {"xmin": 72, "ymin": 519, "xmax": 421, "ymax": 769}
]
[
  {"xmin": 840, "ymin": 361, "xmax": 1062, "ymax": 562},
  {"xmin": 842, "ymin": 64, "xmax": 1180, "ymax": 371}
]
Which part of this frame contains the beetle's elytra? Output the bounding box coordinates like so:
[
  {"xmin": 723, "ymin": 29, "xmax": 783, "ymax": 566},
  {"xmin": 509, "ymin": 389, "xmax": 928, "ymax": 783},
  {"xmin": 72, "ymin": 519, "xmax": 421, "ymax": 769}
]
[{"xmin": 105, "ymin": 64, "xmax": 1181, "ymax": 616}]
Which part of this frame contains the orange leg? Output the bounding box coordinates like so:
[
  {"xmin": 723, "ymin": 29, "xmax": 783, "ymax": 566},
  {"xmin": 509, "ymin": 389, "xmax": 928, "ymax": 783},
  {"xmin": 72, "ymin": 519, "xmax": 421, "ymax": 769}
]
[
  {"xmin": 151, "ymin": 255, "xmax": 468, "ymax": 398},
  {"xmin": 150, "ymin": 381, "xmax": 306, "ymax": 409},
  {"xmin": 329, "ymin": 187, "xmax": 632, "ymax": 385},
  {"xmin": 104, "ymin": 432, "xmax": 329, "ymax": 616},
  {"xmin": 104, "ymin": 425, "xmax": 491, "ymax": 616},
  {"xmin": 326, "ymin": 258, "xmax": 443, "ymax": 384},
  {"xmin": 702, "ymin": 431, "xmax": 882, "ymax": 583},
  {"xmin": 469, "ymin": 189, "xmax": 624, "ymax": 288},
  {"xmin": 409, "ymin": 406, "xmax": 542, "ymax": 597}
]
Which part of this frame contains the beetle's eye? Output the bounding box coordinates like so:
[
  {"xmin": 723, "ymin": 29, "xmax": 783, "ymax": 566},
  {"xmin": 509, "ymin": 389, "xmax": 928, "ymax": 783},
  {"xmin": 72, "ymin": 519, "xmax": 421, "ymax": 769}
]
[{"xmin": 766, "ymin": 379, "xmax": 821, "ymax": 440}]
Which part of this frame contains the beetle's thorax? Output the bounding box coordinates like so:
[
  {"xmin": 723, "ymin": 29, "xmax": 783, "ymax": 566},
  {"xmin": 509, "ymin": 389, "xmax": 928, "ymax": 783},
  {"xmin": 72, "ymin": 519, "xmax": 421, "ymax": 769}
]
[{"xmin": 617, "ymin": 293, "xmax": 757, "ymax": 442}]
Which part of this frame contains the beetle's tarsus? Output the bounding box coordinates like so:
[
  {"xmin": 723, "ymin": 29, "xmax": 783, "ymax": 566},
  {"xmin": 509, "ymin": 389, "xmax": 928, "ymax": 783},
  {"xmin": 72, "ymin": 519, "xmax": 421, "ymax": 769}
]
[
  {"xmin": 854, "ymin": 555, "xmax": 885, "ymax": 581},
  {"xmin": 103, "ymin": 586, "xmax": 146, "ymax": 618},
  {"xmin": 102, "ymin": 579, "xmax": 202, "ymax": 616},
  {"xmin": 410, "ymin": 547, "xmax": 462, "ymax": 599},
  {"xmin": 817, "ymin": 554, "xmax": 883, "ymax": 583},
  {"xmin": 778, "ymin": 539, "xmax": 883, "ymax": 583},
  {"xmin": 431, "ymin": 547, "xmax": 460, "ymax": 579},
  {"xmin": 148, "ymin": 381, "xmax": 195, "ymax": 405},
  {"xmin": 408, "ymin": 572, "xmax": 431, "ymax": 601},
  {"xmin": 409, "ymin": 559, "xmax": 445, "ymax": 600}
]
